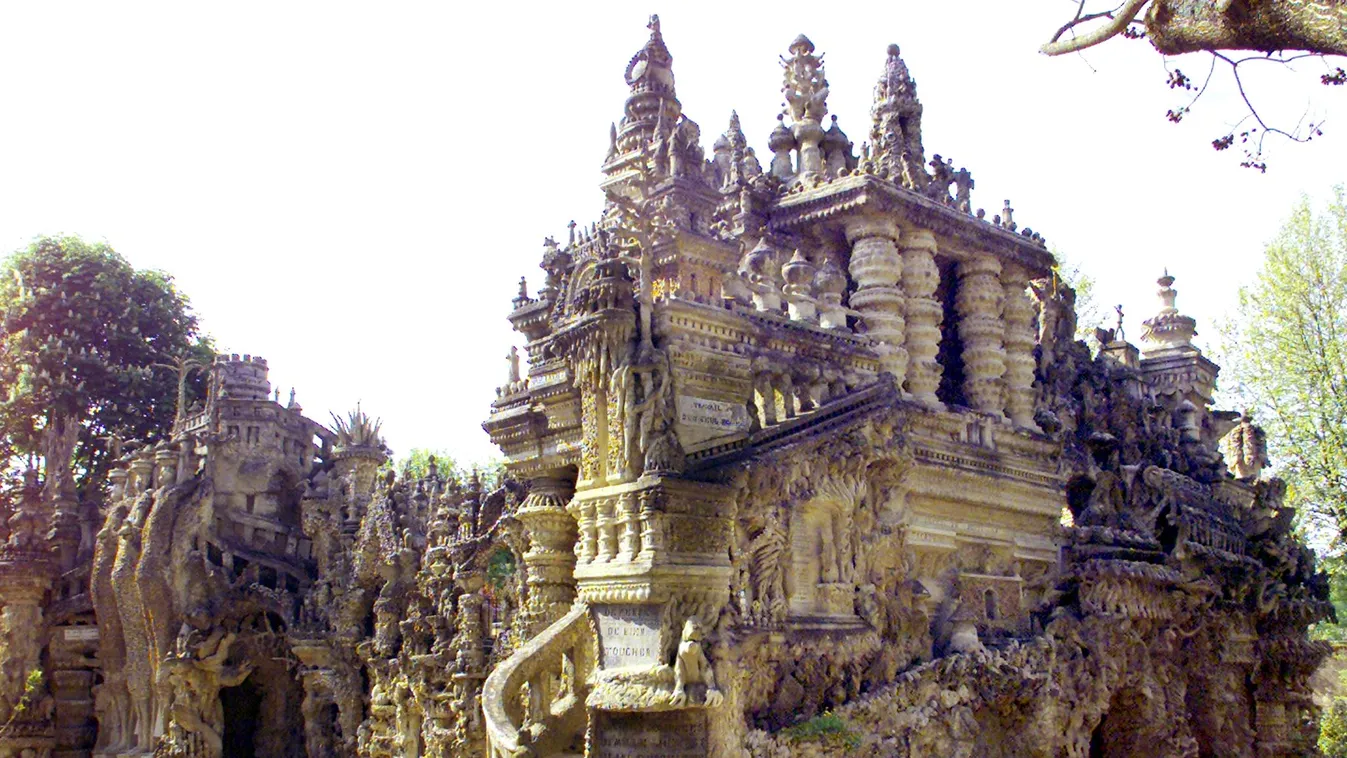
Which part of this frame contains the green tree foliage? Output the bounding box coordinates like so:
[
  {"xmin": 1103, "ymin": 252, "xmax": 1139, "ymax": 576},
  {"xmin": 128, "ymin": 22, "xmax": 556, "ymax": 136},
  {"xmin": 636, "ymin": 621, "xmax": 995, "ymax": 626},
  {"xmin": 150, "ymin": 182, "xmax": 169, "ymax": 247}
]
[
  {"xmin": 394, "ymin": 448, "xmax": 462, "ymax": 482},
  {"xmin": 393, "ymin": 447, "xmax": 506, "ymax": 489},
  {"xmin": 0, "ymin": 235, "xmax": 211, "ymax": 497},
  {"xmin": 1219, "ymin": 189, "xmax": 1347, "ymax": 547},
  {"xmin": 1322, "ymin": 696, "xmax": 1347, "ymax": 757},
  {"xmin": 1053, "ymin": 249, "xmax": 1105, "ymax": 341}
]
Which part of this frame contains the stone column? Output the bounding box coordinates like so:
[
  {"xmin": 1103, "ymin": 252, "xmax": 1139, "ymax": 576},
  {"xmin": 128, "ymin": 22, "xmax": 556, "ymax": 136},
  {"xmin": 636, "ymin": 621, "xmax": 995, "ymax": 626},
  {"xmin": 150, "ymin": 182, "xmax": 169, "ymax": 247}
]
[
  {"xmin": 793, "ymin": 119, "xmax": 825, "ymax": 179},
  {"xmin": 128, "ymin": 452, "xmax": 154, "ymax": 496},
  {"xmin": 0, "ymin": 557, "xmax": 53, "ymax": 756},
  {"xmin": 1001, "ymin": 263, "xmax": 1039, "ymax": 430},
  {"xmin": 515, "ymin": 477, "xmax": 577, "ymax": 637},
  {"xmin": 956, "ymin": 254, "xmax": 1007, "ymax": 417},
  {"xmin": 901, "ymin": 228, "xmax": 944, "ymax": 408},
  {"xmin": 846, "ymin": 218, "xmax": 908, "ymax": 382}
]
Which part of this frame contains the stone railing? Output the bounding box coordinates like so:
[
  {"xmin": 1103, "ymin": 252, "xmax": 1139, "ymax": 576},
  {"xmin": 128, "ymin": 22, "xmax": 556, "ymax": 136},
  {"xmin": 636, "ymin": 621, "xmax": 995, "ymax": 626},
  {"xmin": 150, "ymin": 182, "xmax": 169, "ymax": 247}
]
[{"xmin": 483, "ymin": 603, "xmax": 593, "ymax": 758}]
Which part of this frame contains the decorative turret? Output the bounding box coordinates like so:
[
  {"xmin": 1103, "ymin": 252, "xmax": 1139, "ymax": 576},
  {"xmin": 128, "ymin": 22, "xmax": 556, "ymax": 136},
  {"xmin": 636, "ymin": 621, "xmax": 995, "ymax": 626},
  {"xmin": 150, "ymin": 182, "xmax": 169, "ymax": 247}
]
[
  {"xmin": 215, "ymin": 353, "xmax": 270, "ymax": 400},
  {"xmin": 615, "ymin": 14, "xmax": 681, "ymax": 155},
  {"xmin": 767, "ymin": 114, "xmax": 796, "ymax": 180},
  {"xmin": 822, "ymin": 115, "xmax": 854, "ymax": 178},
  {"xmin": 1141, "ymin": 271, "xmax": 1198, "ymax": 351},
  {"xmin": 713, "ymin": 111, "xmax": 749, "ymax": 189},
  {"xmin": 870, "ymin": 44, "xmax": 927, "ymax": 189}
]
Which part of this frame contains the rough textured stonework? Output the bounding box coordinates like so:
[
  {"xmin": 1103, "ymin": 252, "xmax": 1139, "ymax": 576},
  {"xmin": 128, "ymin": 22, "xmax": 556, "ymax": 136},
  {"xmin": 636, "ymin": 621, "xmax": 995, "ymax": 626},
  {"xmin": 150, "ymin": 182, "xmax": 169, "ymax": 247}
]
[{"xmin": 0, "ymin": 19, "xmax": 1331, "ymax": 758}]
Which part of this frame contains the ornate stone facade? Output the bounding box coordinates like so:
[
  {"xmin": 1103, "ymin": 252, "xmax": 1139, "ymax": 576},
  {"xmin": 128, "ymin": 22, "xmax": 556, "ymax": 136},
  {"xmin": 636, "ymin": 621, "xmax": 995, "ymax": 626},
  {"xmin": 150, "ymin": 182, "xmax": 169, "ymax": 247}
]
[{"xmin": 0, "ymin": 20, "xmax": 1331, "ymax": 758}]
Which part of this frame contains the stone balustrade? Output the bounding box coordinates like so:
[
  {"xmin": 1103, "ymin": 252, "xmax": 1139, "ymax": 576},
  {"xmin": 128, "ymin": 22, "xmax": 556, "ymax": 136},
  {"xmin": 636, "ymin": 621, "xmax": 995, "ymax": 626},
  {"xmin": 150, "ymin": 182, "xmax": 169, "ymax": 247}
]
[
  {"xmin": 482, "ymin": 604, "xmax": 593, "ymax": 758},
  {"xmin": 573, "ymin": 490, "xmax": 661, "ymax": 567}
]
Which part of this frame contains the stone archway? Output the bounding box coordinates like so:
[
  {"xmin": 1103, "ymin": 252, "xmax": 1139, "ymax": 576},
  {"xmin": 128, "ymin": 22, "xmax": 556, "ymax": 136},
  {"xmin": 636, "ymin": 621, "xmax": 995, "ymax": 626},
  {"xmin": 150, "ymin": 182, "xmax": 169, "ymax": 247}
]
[{"xmin": 1088, "ymin": 682, "xmax": 1176, "ymax": 758}]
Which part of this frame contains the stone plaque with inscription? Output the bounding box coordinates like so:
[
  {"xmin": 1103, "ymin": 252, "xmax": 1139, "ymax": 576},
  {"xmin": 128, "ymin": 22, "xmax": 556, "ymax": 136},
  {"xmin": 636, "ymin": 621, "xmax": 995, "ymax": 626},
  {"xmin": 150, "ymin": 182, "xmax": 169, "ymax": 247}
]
[
  {"xmin": 594, "ymin": 710, "xmax": 708, "ymax": 758},
  {"xmin": 676, "ymin": 395, "xmax": 751, "ymax": 433},
  {"xmin": 63, "ymin": 626, "xmax": 99, "ymax": 642},
  {"xmin": 593, "ymin": 603, "xmax": 663, "ymax": 669}
]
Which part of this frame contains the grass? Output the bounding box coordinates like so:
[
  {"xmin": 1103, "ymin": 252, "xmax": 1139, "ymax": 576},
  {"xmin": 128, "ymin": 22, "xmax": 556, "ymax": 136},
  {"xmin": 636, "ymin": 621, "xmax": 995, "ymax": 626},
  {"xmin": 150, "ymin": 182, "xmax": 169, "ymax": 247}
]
[{"xmin": 782, "ymin": 710, "xmax": 863, "ymax": 751}]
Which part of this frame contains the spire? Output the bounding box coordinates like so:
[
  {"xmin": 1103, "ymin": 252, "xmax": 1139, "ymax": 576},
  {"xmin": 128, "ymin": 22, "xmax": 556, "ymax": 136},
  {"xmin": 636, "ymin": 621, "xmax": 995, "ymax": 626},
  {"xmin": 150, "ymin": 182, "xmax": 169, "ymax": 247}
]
[
  {"xmin": 616, "ymin": 14, "xmax": 682, "ymax": 153},
  {"xmin": 869, "ymin": 43, "xmax": 927, "ymax": 190},
  {"xmin": 1141, "ymin": 271, "xmax": 1198, "ymax": 350},
  {"xmin": 780, "ymin": 34, "xmax": 830, "ymax": 179},
  {"xmin": 625, "ymin": 15, "xmax": 674, "ymax": 96},
  {"xmin": 713, "ymin": 111, "xmax": 748, "ymax": 189},
  {"xmin": 725, "ymin": 111, "xmax": 746, "ymax": 150}
]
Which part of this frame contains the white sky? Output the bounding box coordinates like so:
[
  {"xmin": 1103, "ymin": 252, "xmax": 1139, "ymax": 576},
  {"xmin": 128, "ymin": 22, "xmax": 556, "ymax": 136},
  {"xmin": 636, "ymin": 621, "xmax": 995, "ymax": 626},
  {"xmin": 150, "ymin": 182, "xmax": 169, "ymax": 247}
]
[{"xmin": 2, "ymin": 2, "xmax": 1344, "ymax": 466}]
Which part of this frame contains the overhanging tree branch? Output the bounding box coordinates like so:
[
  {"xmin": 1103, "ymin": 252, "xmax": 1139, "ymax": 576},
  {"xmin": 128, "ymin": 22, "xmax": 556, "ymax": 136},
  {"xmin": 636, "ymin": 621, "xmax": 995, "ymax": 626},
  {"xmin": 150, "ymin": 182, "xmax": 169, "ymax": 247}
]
[{"xmin": 1041, "ymin": 0, "xmax": 1149, "ymax": 56}]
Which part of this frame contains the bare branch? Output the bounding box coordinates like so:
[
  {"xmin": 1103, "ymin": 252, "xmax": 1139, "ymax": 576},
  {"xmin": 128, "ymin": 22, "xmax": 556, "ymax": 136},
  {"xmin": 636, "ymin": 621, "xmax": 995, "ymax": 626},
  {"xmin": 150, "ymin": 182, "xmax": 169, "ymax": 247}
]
[{"xmin": 1041, "ymin": 0, "xmax": 1149, "ymax": 56}]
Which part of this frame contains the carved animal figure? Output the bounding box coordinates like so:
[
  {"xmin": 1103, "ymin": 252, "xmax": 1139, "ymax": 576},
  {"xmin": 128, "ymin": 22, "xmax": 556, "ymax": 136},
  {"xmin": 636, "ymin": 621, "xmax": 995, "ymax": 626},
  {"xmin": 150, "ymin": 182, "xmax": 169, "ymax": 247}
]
[{"xmin": 672, "ymin": 618, "xmax": 723, "ymax": 707}]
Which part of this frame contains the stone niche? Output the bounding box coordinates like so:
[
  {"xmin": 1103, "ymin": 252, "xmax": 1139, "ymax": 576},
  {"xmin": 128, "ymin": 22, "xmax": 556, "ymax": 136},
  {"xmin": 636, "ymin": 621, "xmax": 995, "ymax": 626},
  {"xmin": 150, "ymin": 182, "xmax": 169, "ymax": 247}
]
[{"xmin": 787, "ymin": 499, "xmax": 857, "ymax": 620}]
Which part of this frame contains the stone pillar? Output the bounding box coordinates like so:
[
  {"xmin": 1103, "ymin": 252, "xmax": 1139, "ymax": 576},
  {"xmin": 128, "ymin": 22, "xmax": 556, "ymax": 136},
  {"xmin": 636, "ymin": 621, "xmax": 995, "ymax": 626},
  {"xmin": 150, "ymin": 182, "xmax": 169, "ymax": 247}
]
[
  {"xmin": 128, "ymin": 453, "xmax": 154, "ymax": 496},
  {"xmin": 1001, "ymin": 263, "xmax": 1039, "ymax": 430},
  {"xmin": 956, "ymin": 254, "xmax": 1007, "ymax": 417},
  {"xmin": 515, "ymin": 477, "xmax": 577, "ymax": 637},
  {"xmin": 777, "ymin": 373, "xmax": 795, "ymax": 420},
  {"xmin": 577, "ymin": 476, "xmax": 735, "ymax": 758},
  {"xmin": 846, "ymin": 218, "xmax": 908, "ymax": 382},
  {"xmin": 0, "ymin": 557, "xmax": 54, "ymax": 758},
  {"xmin": 755, "ymin": 373, "xmax": 777, "ymax": 427},
  {"xmin": 153, "ymin": 445, "xmax": 178, "ymax": 491},
  {"xmin": 793, "ymin": 119, "xmax": 825, "ymax": 179},
  {"xmin": 901, "ymin": 228, "xmax": 944, "ymax": 408}
]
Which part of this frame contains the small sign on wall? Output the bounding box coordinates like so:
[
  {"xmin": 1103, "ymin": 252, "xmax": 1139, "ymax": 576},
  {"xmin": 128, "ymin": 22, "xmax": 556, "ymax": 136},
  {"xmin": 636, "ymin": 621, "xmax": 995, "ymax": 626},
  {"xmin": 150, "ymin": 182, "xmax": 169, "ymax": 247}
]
[
  {"xmin": 593, "ymin": 603, "xmax": 663, "ymax": 669},
  {"xmin": 676, "ymin": 395, "xmax": 750, "ymax": 433},
  {"xmin": 63, "ymin": 626, "xmax": 99, "ymax": 642},
  {"xmin": 593, "ymin": 709, "xmax": 708, "ymax": 757}
]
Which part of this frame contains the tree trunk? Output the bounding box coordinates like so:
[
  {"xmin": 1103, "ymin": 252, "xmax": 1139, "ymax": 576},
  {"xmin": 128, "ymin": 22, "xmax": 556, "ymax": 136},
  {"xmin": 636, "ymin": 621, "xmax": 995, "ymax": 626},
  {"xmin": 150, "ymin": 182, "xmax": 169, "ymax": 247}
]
[{"xmin": 1146, "ymin": 0, "xmax": 1347, "ymax": 56}]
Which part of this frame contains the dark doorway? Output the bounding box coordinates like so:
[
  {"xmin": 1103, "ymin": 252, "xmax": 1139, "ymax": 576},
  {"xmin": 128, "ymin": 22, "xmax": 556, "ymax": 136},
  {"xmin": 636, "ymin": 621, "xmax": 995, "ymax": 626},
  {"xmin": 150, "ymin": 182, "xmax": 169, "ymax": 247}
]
[
  {"xmin": 220, "ymin": 676, "xmax": 262, "ymax": 758},
  {"xmin": 1090, "ymin": 715, "xmax": 1106, "ymax": 757}
]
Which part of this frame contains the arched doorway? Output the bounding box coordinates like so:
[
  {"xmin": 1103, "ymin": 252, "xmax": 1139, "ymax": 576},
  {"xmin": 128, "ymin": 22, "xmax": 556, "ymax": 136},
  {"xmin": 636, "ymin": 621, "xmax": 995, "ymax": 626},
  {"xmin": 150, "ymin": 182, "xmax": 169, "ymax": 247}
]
[{"xmin": 220, "ymin": 676, "xmax": 262, "ymax": 758}]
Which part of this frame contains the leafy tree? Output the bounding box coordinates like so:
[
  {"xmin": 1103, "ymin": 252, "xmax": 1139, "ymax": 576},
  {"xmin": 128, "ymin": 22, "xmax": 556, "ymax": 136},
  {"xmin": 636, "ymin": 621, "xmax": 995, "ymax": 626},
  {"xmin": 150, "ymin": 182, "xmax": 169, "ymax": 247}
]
[
  {"xmin": 1322, "ymin": 696, "xmax": 1347, "ymax": 757},
  {"xmin": 393, "ymin": 448, "xmax": 463, "ymax": 482},
  {"xmin": 1053, "ymin": 250, "xmax": 1106, "ymax": 342},
  {"xmin": 0, "ymin": 235, "xmax": 211, "ymax": 498},
  {"xmin": 391, "ymin": 447, "xmax": 506, "ymax": 490},
  {"xmin": 1218, "ymin": 189, "xmax": 1347, "ymax": 546}
]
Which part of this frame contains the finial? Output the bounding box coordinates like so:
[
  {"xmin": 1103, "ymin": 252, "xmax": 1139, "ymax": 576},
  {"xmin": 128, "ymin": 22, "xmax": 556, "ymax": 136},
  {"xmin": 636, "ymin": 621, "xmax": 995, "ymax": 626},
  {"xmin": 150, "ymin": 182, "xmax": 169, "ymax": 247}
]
[
  {"xmin": 288, "ymin": 387, "xmax": 296, "ymax": 407},
  {"xmin": 568, "ymin": 220, "xmax": 577, "ymax": 246},
  {"xmin": 517, "ymin": 276, "xmax": 529, "ymax": 300},
  {"xmin": 648, "ymin": 14, "xmax": 660, "ymax": 35},
  {"xmin": 1141, "ymin": 270, "xmax": 1197, "ymax": 350},
  {"xmin": 781, "ymin": 33, "xmax": 829, "ymax": 126}
]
